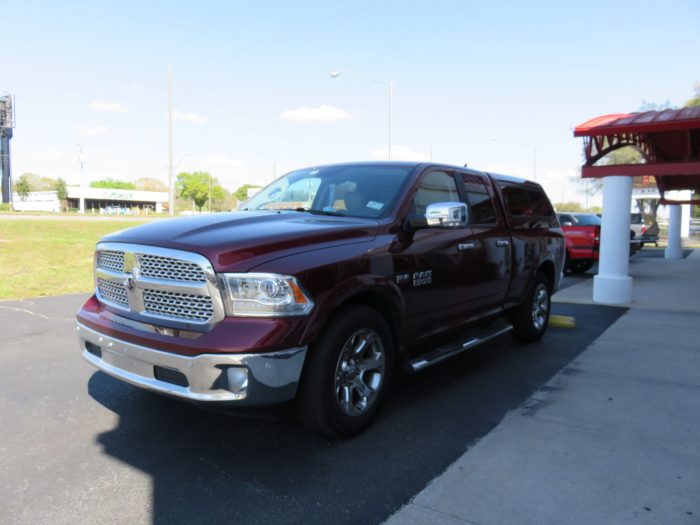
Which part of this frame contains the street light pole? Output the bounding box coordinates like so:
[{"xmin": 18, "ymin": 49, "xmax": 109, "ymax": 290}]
[
  {"xmin": 491, "ymin": 137, "xmax": 537, "ymax": 182},
  {"xmin": 330, "ymin": 71, "xmax": 393, "ymax": 160},
  {"xmin": 168, "ymin": 66, "xmax": 174, "ymax": 216},
  {"xmin": 388, "ymin": 80, "xmax": 393, "ymax": 161},
  {"xmin": 533, "ymin": 145, "xmax": 537, "ymax": 182}
]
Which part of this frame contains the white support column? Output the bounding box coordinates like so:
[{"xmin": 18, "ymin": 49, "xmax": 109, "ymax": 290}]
[
  {"xmin": 681, "ymin": 204, "xmax": 690, "ymax": 239},
  {"xmin": 593, "ymin": 176, "xmax": 633, "ymax": 305},
  {"xmin": 665, "ymin": 204, "xmax": 683, "ymax": 259},
  {"xmin": 680, "ymin": 190, "xmax": 691, "ymax": 239}
]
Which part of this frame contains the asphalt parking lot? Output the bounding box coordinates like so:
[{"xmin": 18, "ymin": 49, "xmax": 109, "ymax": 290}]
[{"xmin": 0, "ymin": 290, "xmax": 626, "ymax": 525}]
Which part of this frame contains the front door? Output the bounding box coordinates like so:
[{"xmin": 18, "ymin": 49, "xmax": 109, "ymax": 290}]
[{"xmin": 392, "ymin": 169, "xmax": 480, "ymax": 343}]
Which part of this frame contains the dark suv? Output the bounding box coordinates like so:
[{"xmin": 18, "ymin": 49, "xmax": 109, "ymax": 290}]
[{"xmin": 77, "ymin": 162, "xmax": 565, "ymax": 436}]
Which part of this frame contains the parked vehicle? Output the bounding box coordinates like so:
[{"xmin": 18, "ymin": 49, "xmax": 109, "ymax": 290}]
[
  {"xmin": 77, "ymin": 162, "xmax": 565, "ymax": 437},
  {"xmin": 558, "ymin": 212, "xmax": 643, "ymax": 273},
  {"xmin": 557, "ymin": 212, "xmax": 601, "ymax": 273},
  {"xmin": 630, "ymin": 213, "xmax": 659, "ymax": 246}
]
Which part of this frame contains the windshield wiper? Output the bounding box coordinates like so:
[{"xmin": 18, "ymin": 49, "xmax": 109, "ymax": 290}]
[{"xmin": 285, "ymin": 207, "xmax": 347, "ymax": 217}]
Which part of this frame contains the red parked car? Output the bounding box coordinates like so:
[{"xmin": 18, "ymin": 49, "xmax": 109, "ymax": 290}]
[{"xmin": 557, "ymin": 212, "xmax": 600, "ymax": 273}]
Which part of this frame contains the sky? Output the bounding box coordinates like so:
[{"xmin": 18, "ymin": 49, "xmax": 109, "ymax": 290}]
[{"xmin": 4, "ymin": 0, "xmax": 700, "ymax": 206}]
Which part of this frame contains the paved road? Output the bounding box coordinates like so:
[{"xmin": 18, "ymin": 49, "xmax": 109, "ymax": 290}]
[{"xmin": 0, "ymin": 293, "xmax": 625, "ymax": 525}]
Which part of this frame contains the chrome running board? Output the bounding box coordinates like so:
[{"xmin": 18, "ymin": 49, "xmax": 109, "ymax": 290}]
[{"xmin": 404, "ymin": 323, "xmax": 513, "ymax": 372}]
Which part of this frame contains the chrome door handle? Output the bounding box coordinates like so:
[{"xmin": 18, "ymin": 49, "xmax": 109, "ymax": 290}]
[
  {"xmin": 496, "ymin": 240, "xmax": 510, "ymax": 247},
  {"xmin": 458, "ymin": 242, "xmax": 475, "ymax": 251}
]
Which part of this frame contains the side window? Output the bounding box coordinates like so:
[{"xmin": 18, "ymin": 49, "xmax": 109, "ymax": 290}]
[
  {"xmin": 526, "ymin": 189, "xmax": 555, "ymax": 218},
  {"xmin": 462, "ymin": 173, "xmax": 497, "ymax": 224},
  {"xmin": 499, "ymin": 184, "xmax": 532, "ymax": 216},
  {"xmin": 558, "ymin": 213, "xmax": 574, "ymax": 224},
  {"xmin": 412, "ymin": 170, "xmax": 460, "ymax": 215}
]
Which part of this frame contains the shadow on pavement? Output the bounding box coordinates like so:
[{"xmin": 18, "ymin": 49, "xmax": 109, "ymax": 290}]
[{"xmin": 89, "ymin": 303, "xmax": 626, "ymax": 525}]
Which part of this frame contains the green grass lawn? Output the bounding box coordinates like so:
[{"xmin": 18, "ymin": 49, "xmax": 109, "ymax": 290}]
[{"xmin": 0, "ymin": 219, "xmax": 146, "ymax": 300}]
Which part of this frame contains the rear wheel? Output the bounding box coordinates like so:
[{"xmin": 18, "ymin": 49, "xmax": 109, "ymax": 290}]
[
  {"xmin": 296, "ymin": 305, "xmax": 393, "ymax": 437},
  {"xmin": 511, "ymin": 272, "xmax": 551, "ymax": 342}
]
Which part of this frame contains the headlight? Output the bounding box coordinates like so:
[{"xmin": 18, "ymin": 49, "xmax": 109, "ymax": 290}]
[{"xmin": 218, "ymin": 273, "xmax": 314, "ymax": 317}]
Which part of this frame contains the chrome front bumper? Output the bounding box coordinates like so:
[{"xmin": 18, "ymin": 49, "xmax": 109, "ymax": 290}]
[{"xmin": 77, "ymin": 322, "xmax": 307, "ymax": 405}]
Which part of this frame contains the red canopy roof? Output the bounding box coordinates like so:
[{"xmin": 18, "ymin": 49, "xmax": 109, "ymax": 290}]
[
  {"xmin": 574, "ymin": 108, "xmax": 700, "ymax": 201},
  {"xmin": 574, "ymin": 107, "xmax": 700, "ymax": 136}
]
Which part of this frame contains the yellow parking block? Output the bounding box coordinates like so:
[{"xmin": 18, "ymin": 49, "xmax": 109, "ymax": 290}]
[{"xmin": 550, "ymin": 315, "xmax": 576, "ymax": 329}]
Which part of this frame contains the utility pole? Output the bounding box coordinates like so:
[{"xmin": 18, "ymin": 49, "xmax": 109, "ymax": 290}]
[
  {"xmin": 0, "ymin": 94, "xmax": 15, "ymax": 204},
  {"xmin": 76, "ymin": 144, "xmax": 86, "ymax": 213},
  {"xmin": 168, "ymin": 66, "xmax": 174, "ymax": 216}
]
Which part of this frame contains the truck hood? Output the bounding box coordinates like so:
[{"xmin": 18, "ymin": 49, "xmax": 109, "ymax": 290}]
[{"xmin": 101, "ymin": 210, "xmax": 379, "ymax": 272}]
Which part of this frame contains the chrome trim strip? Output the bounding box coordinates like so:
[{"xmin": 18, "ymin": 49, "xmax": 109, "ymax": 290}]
[
  {"xmin": 94, "ymin": 242, "xmax": 225, "ymax": 330},
  {"xmin": 78, "ymin": 322, "xmax": 307, "ymax": 405}
]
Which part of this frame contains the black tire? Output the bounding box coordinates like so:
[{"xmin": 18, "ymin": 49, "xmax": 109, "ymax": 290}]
[
  {"xmin": 510, "ymin": 272, "xmax": 551, "ymax": 343},
  {"xmin": 563, "ymin": 251, "xmax": 572, "ymax": 274},
  {"xmin": 295, "ymin": 305, "xmax": 393, "ymax": 438},
  {"xmin": 569, "ymin": 259, "xmax": 594, "ymax": 273}
]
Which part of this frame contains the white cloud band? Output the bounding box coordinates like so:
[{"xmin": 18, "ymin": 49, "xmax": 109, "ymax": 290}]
[{"xmin": 280, "ymin": 104, "xmax": 350, "ymax": 123}]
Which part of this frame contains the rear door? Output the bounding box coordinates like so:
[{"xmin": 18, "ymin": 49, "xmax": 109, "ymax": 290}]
[
  {"xmin": 455, "ymin": 170, "xmax": 512, "ymax": 316},
  {"xmin": 493, "ymin": 180, "xmax": 559, "ymax": 307}
]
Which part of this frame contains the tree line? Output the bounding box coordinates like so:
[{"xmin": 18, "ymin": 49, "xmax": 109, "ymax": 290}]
[{"xmin": 13, "ymin": 171, "xmax": 261, "ymax": 213}]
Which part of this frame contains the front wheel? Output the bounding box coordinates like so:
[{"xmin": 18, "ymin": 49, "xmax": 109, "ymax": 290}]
[
  {"xmin": 510, "ymin": 272, "xmax": 551, "ymax": 343},
  {"xmin": 295, "ymin": 305, "xmax": 393, "ymax": 438}
]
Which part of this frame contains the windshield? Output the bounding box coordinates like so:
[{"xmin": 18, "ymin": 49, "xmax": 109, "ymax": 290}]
[
  {"xmin": 241, "ymin": 165, "xmax": 413, "ymax": 219},
  {"xmin": 573, "ymin": 214, "xmax": 602, "ymax": 226}
]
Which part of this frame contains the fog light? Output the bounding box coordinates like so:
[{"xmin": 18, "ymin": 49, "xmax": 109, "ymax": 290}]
[{"xmin": 226, "ymin": 367, "xmax": 249, "ymax": 396}]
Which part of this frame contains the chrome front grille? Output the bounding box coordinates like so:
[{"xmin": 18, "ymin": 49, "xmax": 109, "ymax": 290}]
[
  {"xmin": 97, "ymin": 250, "xmax": 124, "ymax": 273},
  {"xmin": 138, "ymin": 254, "xmax": 206, "ymax": 283},
  {"xmin": 94, "ymin": 242, "xmax": 224, "ymax": 329},
  {"xmin": 97, "ymin": 278, "xmax": 128, "ymax": 307},
  {"xmin": 143, "ymin": 289, "xmax": 215, "ymax": 321}
]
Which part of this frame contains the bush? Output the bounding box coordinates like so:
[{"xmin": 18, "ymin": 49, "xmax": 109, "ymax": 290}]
[{"xmin": 0, "ymin": 203, "xmax": 11, "ymax": 212}]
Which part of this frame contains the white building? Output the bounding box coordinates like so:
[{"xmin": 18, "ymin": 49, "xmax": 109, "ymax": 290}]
[{"xmin": 12, "ymin": 187, "xmax": 168, "ymax": 214}]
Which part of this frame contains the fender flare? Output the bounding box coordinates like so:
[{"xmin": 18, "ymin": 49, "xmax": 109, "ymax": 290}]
[{"xmin": 302, "ymin": 274, "xmax": 405, "ymax": 349}]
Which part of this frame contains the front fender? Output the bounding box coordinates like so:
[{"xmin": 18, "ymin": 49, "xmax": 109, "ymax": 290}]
[{"xmin": 301, "ymin": 274, "xmax": 405, "ymax": 349}]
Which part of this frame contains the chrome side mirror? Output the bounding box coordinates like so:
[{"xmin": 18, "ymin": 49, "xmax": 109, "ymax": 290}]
[
  {"xmin": 425, "ymin": 202, "xmax": 468, "ymax": 228},
  {"xmin": 561, "ymin": 221, "xmax": 573, "ymax": 226}
]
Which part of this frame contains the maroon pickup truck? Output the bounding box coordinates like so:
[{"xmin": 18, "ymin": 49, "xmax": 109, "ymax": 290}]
[{"xmin": 77, "ymin": 162, "xmax": 564, "ymax": 437}]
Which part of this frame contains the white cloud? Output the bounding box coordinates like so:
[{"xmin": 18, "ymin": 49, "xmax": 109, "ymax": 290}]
[
  {"xmin": 90, "ymin": 100, "xmax": 128, "ymax": 113},
  {"xmin": 280, "ymin": 104, "xmax": 350, "ymax": 123},
  {"xmin": 207, "ymin": 156, "xmax": 243, "ymax": 168},
  {"xmin": 77, "ymin": 125, "xmax": 109, "ymax": 138},
  {"xmin": 370, "ymin": 145, "xmax": 428, "ymax": 162},
  {"xmin": 172, "ymin": 110, "xmax": 211, "ymax": 124}
]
